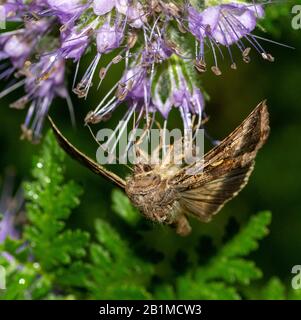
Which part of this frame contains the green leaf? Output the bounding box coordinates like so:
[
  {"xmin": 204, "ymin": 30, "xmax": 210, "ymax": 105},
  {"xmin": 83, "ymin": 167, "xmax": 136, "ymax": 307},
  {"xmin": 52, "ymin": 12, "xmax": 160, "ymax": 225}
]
[
  {"xmin": 177, "ymin": 276, "xmax": 240, "ymax": 300},
  {"xmin": 86, "ymin": 219, "xmax": 153, "ymax": 299},
  {"xmin": 288, "ymin": 289, "xmax": 301, "ymax": 300},
  {"xmin": 219, "ymin": 211, "xmax": 272, "ymax": 258},
  {"xmin": 261, "ymin": 277, "xmax": 286, "ymax": 300},
  {"xmin": 198, "ymin": 258, "xmax": 262, "ymax": 285},
  {"xmin": 23, "ymin": 132, "xmax": 89, "ymax": 270},
  {"xmin": 158, "ymin": 211, "xmax": 272, "ymax": 300},
  {"xmin": 154, "ymin": 285, "xmax": 176, "ymax": 300},
  {"xmin": 111, "ymin": 189, "xmax": 140, "ymax": 226},
  {"xmin": 0, "ymin": 131, "xmax": 90, "ymax": 300}
]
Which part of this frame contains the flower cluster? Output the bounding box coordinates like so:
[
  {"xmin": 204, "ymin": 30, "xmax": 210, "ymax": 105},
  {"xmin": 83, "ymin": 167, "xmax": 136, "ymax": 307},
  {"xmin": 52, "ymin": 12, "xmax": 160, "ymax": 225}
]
[{"xmin": 0, "ymin": 0, "xmax": 274, "ymax": 142}]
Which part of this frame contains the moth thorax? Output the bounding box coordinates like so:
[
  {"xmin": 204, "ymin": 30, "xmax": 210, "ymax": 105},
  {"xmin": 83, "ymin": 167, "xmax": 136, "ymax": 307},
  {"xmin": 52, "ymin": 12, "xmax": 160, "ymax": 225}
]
[{"xmin": 125, "ymin": 172, "xmax": 178, "ymax": 224}]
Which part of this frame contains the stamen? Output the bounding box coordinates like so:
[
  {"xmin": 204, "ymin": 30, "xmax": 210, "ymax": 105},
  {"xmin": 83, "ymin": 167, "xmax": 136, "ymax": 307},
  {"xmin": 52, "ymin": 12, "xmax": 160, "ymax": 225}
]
[
  {"xmin": 10, "ymin": 96, "xmax": 29, "ymax": 110},
  {"xmin": 262, "ymin": 53, "xmax": 275, "ymax": 62},
  {"xmin": 74, "ymin": 53, "xmax": 101, "ymax": 99},
  {"xmin": 242, "ymin": 47, "xmax": 251, "ymax": 63},
  {"xmin": 0, "ymin": 79, "xmax": 26, "ymax": 99},
  {"xmin": 127, "ymin": 32, "xmax": 138, "ymax": 49},
  {"xmin": 194, "ymin": 59, "xmax": 207, "ymax": 73},
  {"xmin": 211, "ymin": 65, "xmax": 222, "ymax": 76}
]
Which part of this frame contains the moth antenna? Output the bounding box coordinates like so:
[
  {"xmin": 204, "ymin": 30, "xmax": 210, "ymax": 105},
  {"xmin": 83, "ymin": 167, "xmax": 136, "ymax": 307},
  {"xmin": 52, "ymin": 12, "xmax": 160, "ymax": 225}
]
[
  {"xmin": 135, "ymin": 113, "xmax": 154, "ymax": 147},
  {"xmin": 86, "ymin": 123, "xmax": 132, "ymax": 171},
  {"xmin": 86, "ymin": 124, "xmax": 103, "ymax": 149},
  {"xmin": 87, "ymin": 124, "xmax": 117, "ymax": 164}
]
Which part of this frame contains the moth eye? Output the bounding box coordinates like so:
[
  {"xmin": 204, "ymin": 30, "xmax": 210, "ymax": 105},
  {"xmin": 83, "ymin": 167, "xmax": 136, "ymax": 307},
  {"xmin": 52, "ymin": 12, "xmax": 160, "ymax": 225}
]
[{"xmin": 143, "ymin": 164, "xmax": 151, "ymax": 172}]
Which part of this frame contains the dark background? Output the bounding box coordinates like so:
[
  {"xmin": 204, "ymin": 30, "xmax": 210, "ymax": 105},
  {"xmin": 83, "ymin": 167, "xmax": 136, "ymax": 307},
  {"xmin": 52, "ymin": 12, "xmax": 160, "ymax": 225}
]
[{"xmin": 0, "ymin": 2, "xmax": 300, "ymax": 289}]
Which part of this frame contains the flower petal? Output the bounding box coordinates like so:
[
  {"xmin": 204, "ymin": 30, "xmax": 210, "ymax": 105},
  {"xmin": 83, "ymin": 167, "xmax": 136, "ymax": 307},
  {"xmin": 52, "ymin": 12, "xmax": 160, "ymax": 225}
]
[{"xmin": 93, "ymin": 0, "xmax": 115, "ymax": 16}]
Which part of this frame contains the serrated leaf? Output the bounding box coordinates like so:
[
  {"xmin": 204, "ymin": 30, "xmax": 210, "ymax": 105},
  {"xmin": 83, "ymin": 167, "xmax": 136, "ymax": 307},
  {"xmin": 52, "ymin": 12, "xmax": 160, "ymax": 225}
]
[
  {"xmin": 177, "ymin": 276, "xmax": 240, "ymax": 300},
  {"xmin": 87, "ymin": 218, "xmax": 153, "ymax": 299},
  {"xmin": 220, "ymin": 211, "xmax": 272, "ymax": 258},
  {"xmin": 262, "ymin": 277, "xmax": 286, "ymax": 300},
  {"xmin": 198, "ymin": 258, "xmax": 262, "ymax": 285}
]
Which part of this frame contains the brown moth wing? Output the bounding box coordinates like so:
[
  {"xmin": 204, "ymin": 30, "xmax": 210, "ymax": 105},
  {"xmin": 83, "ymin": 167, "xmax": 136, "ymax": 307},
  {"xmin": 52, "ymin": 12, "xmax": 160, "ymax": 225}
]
[
  {"xmin": 176, "ymin": 164, "xmax": 255, "ymax": 222},
  {"xmin": 169, "ymin": 101, "xmax": 270, "ymax": 222},
  {"xmin": 48, "ymin": 116, "xmax": 126, "ymax": 190}
]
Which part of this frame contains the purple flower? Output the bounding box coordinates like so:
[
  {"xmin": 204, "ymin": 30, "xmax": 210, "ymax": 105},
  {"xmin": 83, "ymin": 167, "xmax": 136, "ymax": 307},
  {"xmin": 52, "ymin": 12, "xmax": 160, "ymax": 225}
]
[
  {"xmin": 0, "ymin": 0, "xmax": 277, "ymax": 142},
  {"xmin": 141, "ymin": 38, "xmax": 173, "ymax": 66},
  {"xmin": 93, "ymin": 0, "xmax": 145, "ymax": 27},
  {"xmin": 5, "ymin": 55, "xmax": 70, "ymax": 143},
  {"xmin": 175, "ymin": 86, "xmax": 204, "ymax": 130},
  {"xmin": 59, "ymin": 25, "xmax": 92, "ymax": 61},
  {"xmin": 73, "ymin": 17, "xmax": 125, "ymax": 99},
  {"xmin": 86, "ymin": 65, "xmax": 152, "ymax": 123},
  {"xmin": 1, "ymin": 0, "xmax": 30, "ymax": 20},
  {"xmin": 0, "ymin": 169, "xmax": 25, "ymax": 265},
  {"xmin": 122, "ymin": 2, "xmax": 145, "ymax": 28},
  {"xmin": 2, "ymin": 35, "xmax": 32, "ymax": 69},
  {"xmin": 188, "ymin": 2, "xmax": 273, "ymax": 73},
  {"xmin": 0, "ymin": 205, "xmax": 20, "ymax": 243},
  {"xmin": 0, "ymin": 18, "xmax": 50, "ymax": 75},
  {"xmin": 0, "ymin": 169, "xmax": 23, "ymax": 244},
  {"xmin": 93, "ymin": 0, "xmax": 117, "ymax": 16},
  {"xmin": 153, "ymin": 66, "xmax": 204, "ymax": 129},
  {"xmin": 189, "ymin": 4, "xmax": 263, "ymax": 44},
  {"xmin": 120, "ymin": 66, "xmax": 152, "ymax": 108},
  {"xmin": 0, "ymin": 52, "xmax": 70, "ymax": 142},
  {"xmin": 47, "ymin": 0, "xmax": 83, "ymax": 13},
  {"xmin": 96, "ymin": 21, "xmax": 124, "ymax": 54},
  {"xmin": 46, "ymin": 0, "xmax": 86, "ymax": 23}
]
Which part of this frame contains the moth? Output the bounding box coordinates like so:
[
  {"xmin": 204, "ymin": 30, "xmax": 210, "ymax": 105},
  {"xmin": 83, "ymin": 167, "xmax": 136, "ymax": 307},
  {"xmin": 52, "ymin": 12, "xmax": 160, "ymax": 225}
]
[{"xmin": 48, "ymin": 101, "xmax": 270, "ymax": 236}]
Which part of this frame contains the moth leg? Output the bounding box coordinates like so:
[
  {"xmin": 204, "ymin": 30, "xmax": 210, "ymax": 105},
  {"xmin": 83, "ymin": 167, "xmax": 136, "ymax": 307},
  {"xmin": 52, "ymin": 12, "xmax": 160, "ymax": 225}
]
[{"xmin": 172, "ymin": 214, "xmax": 192, "ymax": 236}]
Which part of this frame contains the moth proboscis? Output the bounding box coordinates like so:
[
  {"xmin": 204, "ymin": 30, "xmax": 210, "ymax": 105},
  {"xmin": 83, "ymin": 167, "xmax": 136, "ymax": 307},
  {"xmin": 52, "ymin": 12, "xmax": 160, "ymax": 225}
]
[{"xmin": 48, "ymin": 101, "xmax": 270, "ymax": 236}]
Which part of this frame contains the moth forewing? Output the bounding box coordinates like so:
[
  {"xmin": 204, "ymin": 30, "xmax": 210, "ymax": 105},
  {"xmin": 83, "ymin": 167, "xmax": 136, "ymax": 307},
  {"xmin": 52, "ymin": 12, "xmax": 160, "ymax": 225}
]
[
  {"xmin": 171, "ymin": 101, "xmax": 269, "ymax": 185},
  {"xmin": 48, "ymin": 116, "xmax": 126, "ymax": 190},
  {"xmin": 170, "ymin": 101, "xmax": 269, "ymax": 225}
]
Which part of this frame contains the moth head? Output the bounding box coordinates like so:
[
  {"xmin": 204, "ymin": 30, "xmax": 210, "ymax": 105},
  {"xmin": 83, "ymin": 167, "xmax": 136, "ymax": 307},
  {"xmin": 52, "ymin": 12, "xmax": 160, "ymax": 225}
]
[{"xmin": 133, "ymin": 163, "xmax": 154, "ymax": 175}]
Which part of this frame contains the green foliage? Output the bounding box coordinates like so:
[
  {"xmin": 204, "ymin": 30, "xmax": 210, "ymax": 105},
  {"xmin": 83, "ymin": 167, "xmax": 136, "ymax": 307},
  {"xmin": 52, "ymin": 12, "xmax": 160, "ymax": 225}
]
[
  {"xmin": 0, "ymin": 132, "xmax": 89, "ymax": 299},
  {"xmin": 111, "ymin": 189, "xmax": 140, "ymax": 226},
  {"xmin": 260, "ymin": 2, "xmax": 293, "ymax": 37},
  {"xmin": 261, "ymin": 277, "xmax": 286, "ymax": 300},
  {"xmin": 154, "ymin": 212, "xmax": 271, "ymax": 300},
  {"xmin": 85, "ymin": 219, "xmax": 153, "ymax": 299},
  {"xmin": 23, "ymin": 133, "xmax": 88, "ymax": 270}
]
